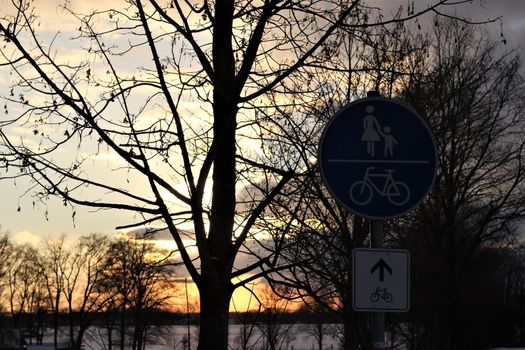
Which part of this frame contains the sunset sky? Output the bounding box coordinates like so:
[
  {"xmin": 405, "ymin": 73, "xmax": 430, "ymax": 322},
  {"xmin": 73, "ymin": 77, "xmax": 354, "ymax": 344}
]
[
  {"xmin": 1, "ymin": 0, "xmax": 522, "ymax": 238},
  {"xmin": 1, "ymin": 0, "xmax": 524, "ymax": 310}
]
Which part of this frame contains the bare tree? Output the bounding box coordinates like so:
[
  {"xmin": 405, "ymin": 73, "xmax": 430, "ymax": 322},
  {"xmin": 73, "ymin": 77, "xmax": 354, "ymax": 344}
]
[
  {"xmin": 497, "ymin": 244, "xmax": 525, "ymax": 345},
  {"xmin": 262, "ymin": 198, "xmax": 370, "ymax": 349},
  {"xmin": 391, "ymin": 17, "xmax": 525, "ymax": 350},
  {"xmin": 252, "ymin": 21, "xmax": 415, "ymax": 349},
  {"xmin": 258, "ymin": 285, "xmax": 294, "ymax": 350},
  {"xmin": 37, "ymin": 237, "xmax": 70, "ymax": 347},
  {"xmin": 0, "ymin": 233, "xmax": 11, "ymax": 312},
  {"xmin": 0, "ymin": 1, "xmax": 489, "ymax": 348},
  {"xmin": 63, "ymin": 234, "xmax": 112, "ymax": 349},
  {"xmin": 0, "ymin": 236, "xmax": 46, "ymax": 347},
  {"xmin": 256, "ymin": 12, "xmax": 524, "ymax": 349},
  {"xmin": 3, "ymin": 241, "xmax": 47, "ymax": 344},
  {"xmin": 303, "ymin": 301, "xmax": 334, "ymax": 350},
  {"xmin": 100, "ymin": 237, "xmax": 174, "ymax": 350}
]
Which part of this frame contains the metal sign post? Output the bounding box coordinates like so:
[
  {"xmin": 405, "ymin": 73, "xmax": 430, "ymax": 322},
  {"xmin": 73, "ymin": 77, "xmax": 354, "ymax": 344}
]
[{"xmin": 371, "ymin": 220, "xmax": 385, "ymax": 350}]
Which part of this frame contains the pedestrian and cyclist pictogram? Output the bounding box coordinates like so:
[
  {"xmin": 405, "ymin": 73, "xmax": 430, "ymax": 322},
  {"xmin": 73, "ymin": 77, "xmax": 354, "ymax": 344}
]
[
  {"xmin": 318, "ymin": 96, "xmax": 437, "ymax": 219},
  {"xmin": 361, "ymin": 105, "xmax": 397, "ymax": 158}
]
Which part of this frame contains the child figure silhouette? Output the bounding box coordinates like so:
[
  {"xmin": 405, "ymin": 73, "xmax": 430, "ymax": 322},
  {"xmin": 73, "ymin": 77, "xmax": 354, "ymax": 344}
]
[{"xmin": 379, "ymin": 126, "xmax": 397, "ymax": 157}]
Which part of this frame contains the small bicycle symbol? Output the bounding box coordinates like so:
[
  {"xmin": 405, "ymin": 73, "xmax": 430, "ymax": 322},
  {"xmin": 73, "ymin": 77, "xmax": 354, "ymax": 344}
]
[
  {"xmin": 349, "ymin": 167, "xmax": 410, "ymax": 206},
  {"xmin": 370, "ymin": 287, "xmax": 393, "ymax": 303}
]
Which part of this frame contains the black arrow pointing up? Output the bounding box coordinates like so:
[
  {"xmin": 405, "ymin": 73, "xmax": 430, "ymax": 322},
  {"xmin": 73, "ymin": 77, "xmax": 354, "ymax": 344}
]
[{"xmin": 370, "ymin": 259, "xmax": 393, "ymax": 282}]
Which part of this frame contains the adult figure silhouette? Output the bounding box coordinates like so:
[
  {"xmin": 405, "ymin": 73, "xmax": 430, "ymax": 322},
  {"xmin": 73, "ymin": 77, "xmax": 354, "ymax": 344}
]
[{"xmin": 361, "ymin": 105, "xmax": 381, "ymax": 156}]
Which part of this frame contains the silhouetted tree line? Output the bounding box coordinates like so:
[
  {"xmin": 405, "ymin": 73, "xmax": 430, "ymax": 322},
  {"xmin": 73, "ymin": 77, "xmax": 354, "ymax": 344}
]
[
  {"xmin": 389, "ymin": 17, "xmax": 525, "ymax": 350},
  {"xmin": 0, "ymin": 234, "xmax": 175, "ymax": 350}
]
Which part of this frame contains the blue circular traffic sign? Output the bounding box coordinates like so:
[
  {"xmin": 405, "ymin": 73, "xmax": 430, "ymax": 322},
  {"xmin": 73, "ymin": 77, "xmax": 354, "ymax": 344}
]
[{"xmin": 318, "ymin": 97, "xmax": 437, "ymax": 219}]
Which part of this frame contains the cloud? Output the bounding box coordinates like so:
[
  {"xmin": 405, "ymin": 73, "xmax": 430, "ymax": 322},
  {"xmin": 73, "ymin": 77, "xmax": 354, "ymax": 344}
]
[
  {"xmin": 11, "ymin": 230, "xmax": 42, "ymax": 246},
  {"xmin": 364, "ymin": 1, "xmax": 525, "ymax": 58}
]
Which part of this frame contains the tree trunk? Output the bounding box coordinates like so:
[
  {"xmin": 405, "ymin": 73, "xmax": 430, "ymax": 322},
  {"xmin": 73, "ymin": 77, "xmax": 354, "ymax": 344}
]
[
  {"xmin": 107, "ymin": 325, "xmax": 113, "ymax": 350},
  {"xmin": 317, "ymin": 322, "xmax": 323, "ymax": 350},
  {"xmin": 119, "ymin": 303, "xmax": 126, "ymax": 350},
  {"xmin": 197, "ymin": 0, "xmax": 237, "ymax": 347},
  {"xmin": 53, "ymin": 294, "xmax": 60, "ymax": 348},
  {"xmin": 75, "ymin": 327, "xmax": 87, "ymax": 350},
  {"xmin": 518, "ymin": 284, "xmax": 525, "ymax": 344},
  {"xmin": 342, "ymin": 306, "xmax": 368, "ymax": 350},
  {"xmin": 197, "ymin": 277, "xmax": 232, "ymax": 350},
  {"xmin": 68, "ymin": 304, "xmax": 74, "ymax": 348}
]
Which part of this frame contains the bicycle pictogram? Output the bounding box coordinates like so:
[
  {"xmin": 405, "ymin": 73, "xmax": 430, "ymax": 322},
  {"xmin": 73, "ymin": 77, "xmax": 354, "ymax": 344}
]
[
  {"xmin": 349, "ymin": 167, "xmax": 410, "ymax": 206},
  {"xmin": 370, "ymin": 287, "xmax": 393, "ymax": 303}
]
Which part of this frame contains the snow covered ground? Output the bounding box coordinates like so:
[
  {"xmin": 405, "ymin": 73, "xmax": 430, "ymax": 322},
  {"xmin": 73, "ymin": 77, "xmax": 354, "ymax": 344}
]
[
  {"xmin": 32, "ymin": 325, "xmax": 525, "ymax": 350},
  {"xmin": 59, "ymin": 324, "xmax": 342, "ymax": 350}
]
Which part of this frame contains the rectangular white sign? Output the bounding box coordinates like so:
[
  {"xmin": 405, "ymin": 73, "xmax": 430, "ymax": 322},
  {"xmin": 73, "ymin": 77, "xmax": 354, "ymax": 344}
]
[{"xmin": 352, "ymin": 248, "xmax": 410, "ymax": 312}]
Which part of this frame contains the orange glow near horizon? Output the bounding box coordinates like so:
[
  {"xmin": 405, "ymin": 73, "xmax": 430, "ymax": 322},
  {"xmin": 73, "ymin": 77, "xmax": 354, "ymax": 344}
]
[
  {"xmin": 168, "ymin": 279, "xmax": 304, "ymax": 314},
  {"xmin": 170, "ymin": 279, "xmax": 266, "ymax": 313},
  {"xmin": 147, "ymin": 239, "xmax": 301, "ymax": 313}
]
